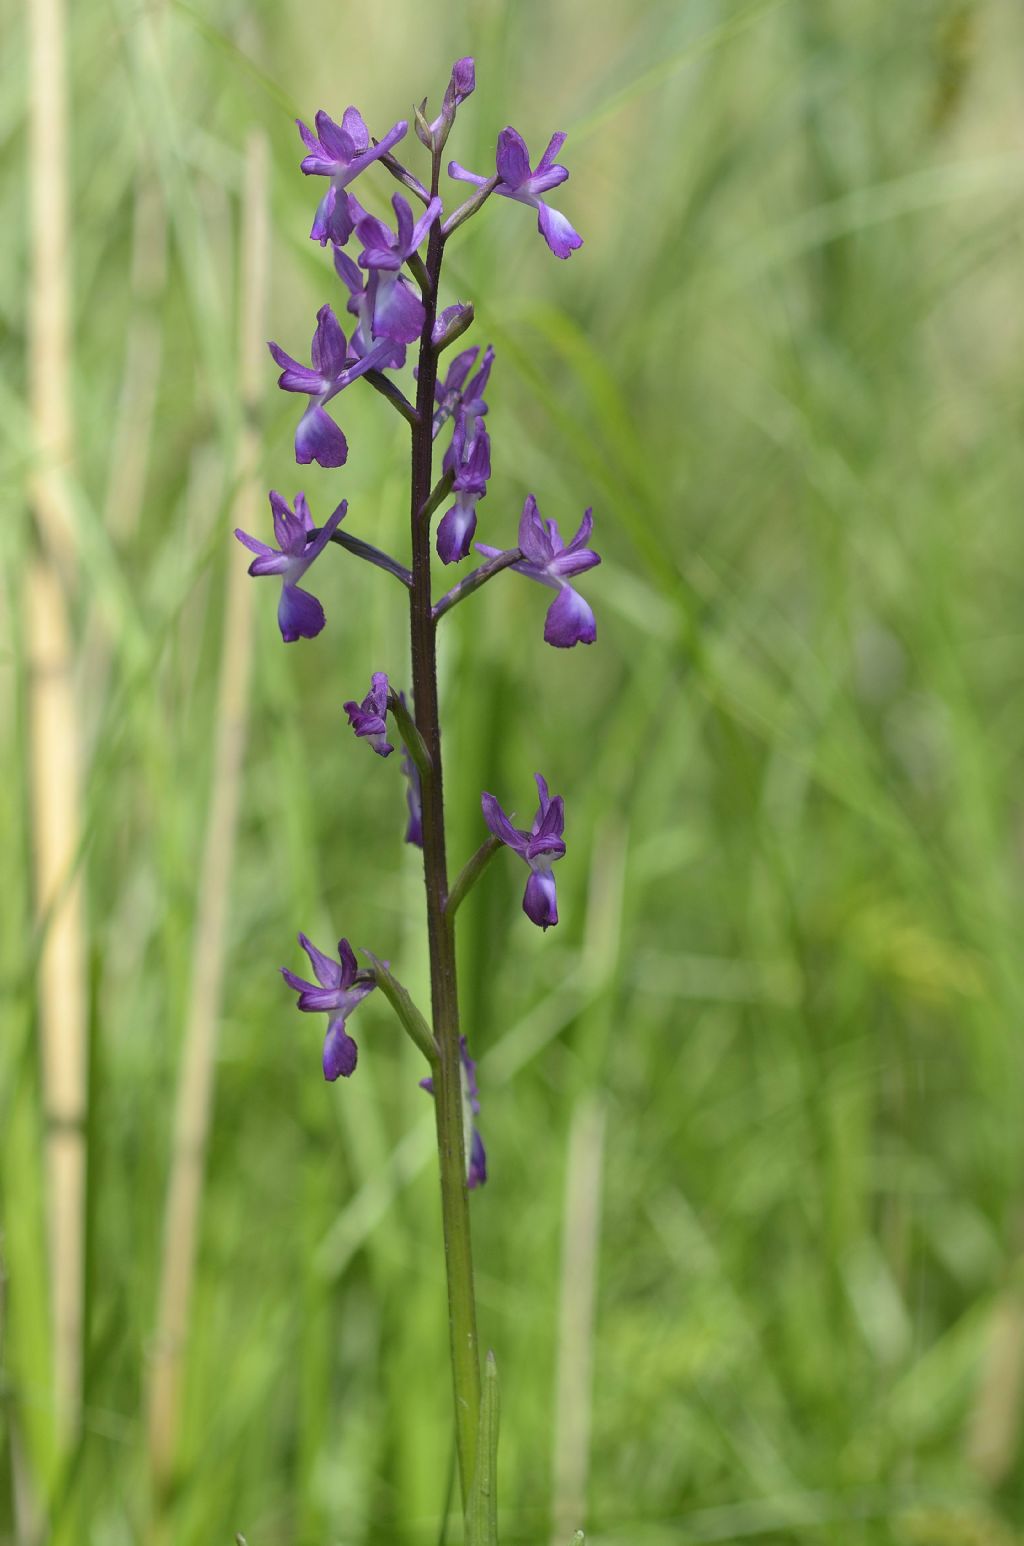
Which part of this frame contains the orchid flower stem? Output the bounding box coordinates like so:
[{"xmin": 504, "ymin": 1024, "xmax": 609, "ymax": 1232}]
[
  {"xmin": 433, "ymin": 548, "xmax": 522, "ymax": 622},
  {"xmin": 364, "ymin": 952, "xmax": 439, "ymax": 1066},
  {"xmin": 374, "ymin": 145, "xmax": 431, "ymax": 205},
  {"xmin": 327, "ymin": 528, "xmax": 412, "ymax": 587},
  {"xmin": 445, "ymin": 836, "xmax": 502, "ymax": 921},
  {"xmin": 387, "ymin": 689, "xmax": 432, "ymax": 780},
  {"xmin": 407, "ymin": 251, "xmax": 430, "ymax": 298},
  {"xmin": 419, "ymin": 467, "xmax": 455, "ymax": 527},
  {"xmin": 441, "ymin": 176, "xmax": 500, "ymax": 240},
  {"xmin": 409, "ymin": 186, "xmax": 482, "ymax": 1509},
  {"xmin": 362, "ymin": 368, "xmax": 419, "ymax": 425}
]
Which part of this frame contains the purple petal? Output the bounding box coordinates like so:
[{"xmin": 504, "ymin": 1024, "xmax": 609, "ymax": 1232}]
[
  {"xmin": 371, "ymin": 273, "xmax": 425, "ymax": 345},
  {"xmin": 294, "ymin": 984, "xmax": 347, "ymax": 1012},
  {"xmin": 235, "ymin": 527, "xmax": 275, "ymax": 560},
  {"xmin": 436, "ymin": 498, "xmax": 478, "ymax": 565},
  {"xmin": 311, "ymin": 305, "xmax": 348, "ymax": 380},
  {"xmin": 537, "ymin": 202, "xmax": 583, "ymax": 260},
  {"xmin": 337, "ymin": 938, "xmax": 359, "ymax": 987},
  {"xmin": 302, "ymin": 497, "xmax": 347, "ymax": 562},
  {"xmin": 517, "ymin": 495, "xmax": 555, "ymax": 566},
  {"xmin": 450, "ymin": 57, "xmax": 476, "ymax": 102},
  {"xmin": 409, "ymin": 196, "xmax": 443, "ymax": 253},
  {"xmin": 341, "ymin": 107, "xmax": 370, "ymax": 152},
  {"xmin": 550, "ymin": 546, "xmax": 600, "ymax": 580},
  {"xmin": 314, "ymin": 111, "xmax": 357, "ymax": 163},
  {"xmin": 447, "ymin": 160, "xmax": 489, "ymax": 187},
  {"xmin": 536, "ymin": 131, "xmax": 568, "ymax": 175},
  {"xmin": 481, "ymin": 792, "xmax": 528, "ymax": 855},
  {"xmin": 535, "ymin": 788, "xmax": 564, "ymax": 841},
  {"xmin": 295, "ymin": 404, "xmax": 348, "ymax": 468},
  {"xmin": 544, "ymin": 585, "xmax": 596, "ymax": 648},
  {"xmin": 334, "ymin": 246, "xmax": 365, "ymax": 297},
  {"xmin": 280, "ymin": 966, "xmax": 318, "ymax": 998},
  {"xmin": 392, "ymin": 194, "xmax": 414, "ymax": 253},
  {"xmin": 268, "ymin": 341, "xmax": 322, "ymax": 394},
  {"xmin": 467, "ymin": 1127, "xmax": 487, "ymax": 1188},
  {"xmin": 296, "ymin": 118, "xmax": 320, "ymax": 154},
  {"xmin": 323, "ymin": 1017, "xmax": 358, "ymax": 1080},
  {"xmin": 496, "ymin": 126, "xmax": 531, "ymax": 189},
  {"xmin": 248, "ymin": 551, "xmax": 289, "ymax": 577},
  {"xmin": 269, "ymin": 489, "xmax": 306, "ymax": 554},
  {"xmin": 523, "ymin": 869, "xmax": 559, "ymax": 929},
  {"xmin": 278, "ymin": 581, "xmax": 326, "ymax": 642}
]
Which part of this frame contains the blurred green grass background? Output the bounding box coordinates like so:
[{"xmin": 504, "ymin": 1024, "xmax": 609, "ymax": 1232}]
[{"xmin": 4, "ymin": 0, "xmax": 1024, "ymax": 1542}]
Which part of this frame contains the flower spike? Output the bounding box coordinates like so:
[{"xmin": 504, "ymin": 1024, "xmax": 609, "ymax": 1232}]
[
  {"xmin": 268, "ymin": 304, "xmax": 398, "ymax": 467},
  {"xmin": 281, "ymin": 933, "xmax": 376, "ymax": 1080},
  {"xmin": 235, "ymin": 492, "xmax": 346, "ymax": 642},
  {"xmin": 344, "ymin": 672, "xmax": 394, "ymax": 757},
  {"xmin": 298, "ymin": 107, "xmax": 408, "ymax": 245},
  {"xmin": 450, "ymin": 127, "xmax": 582, "ymax": 259},
  {"xmin": 477, "ymin": 496, "xmax": 600, "ymax": 647},
  {"xmin": 481, "ymin": 774, "xmax": 566, "ymax": 929}
]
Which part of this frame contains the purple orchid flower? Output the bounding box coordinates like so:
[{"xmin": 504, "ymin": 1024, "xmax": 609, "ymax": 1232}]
[
  {"xmin": 450, "ymin": 127, "xmax": 582, "ymax": 260},
  {"xmin": 344, "ymin": 671, "xmax": 394, "ymax": 758},
  {"xmin": 477, "ymin": 495, "xmax": 600, "ymax": 648},
  {"xmin": 416, "ymin": 57, "xmax": 476, "ymax": 151},
  {"xmin": 235, "ymin": 491, "xmax": 345, "ymax": 643},
  {"xmin": 421, "ymin": 1037, "xmax": 487, "ymax": 1188},
  {"xmin": 281, "ymin": 934, "xmax": 376, "ymax": 1081},
  {"xmin": 333, "ymin": 246, "xmax": 407, "ymax": 369},
  {"xmin": 268, "ymin": 304, "xmax": 396, "ymax": 467},
  {"xmin": 356, "ymin": 194, "xmax": 443, "ymax": 344},
  {"xmin": 298, "ymin": 107, "xmax": 408, "ymax": 246},
  {"xmin": 433, "ymin": 345, "xmax": 482, "ymax": 434},
  {"xmin": 437, "ymin": 419, "xmax": 490, "ymax": 564},
  {"xmin": 481, "ymin": 774, "xmax": 566, "ymax": 929}
]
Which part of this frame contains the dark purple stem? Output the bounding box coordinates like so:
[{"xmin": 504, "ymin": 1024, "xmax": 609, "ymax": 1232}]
[{"xmin": 409, "ymin": 146, "xmax": 481, "ymax": 1505}]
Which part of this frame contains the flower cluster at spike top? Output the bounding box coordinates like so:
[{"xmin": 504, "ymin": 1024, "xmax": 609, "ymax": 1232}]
[{"xmin": 236, "ymin": 58, "xmax": 597, "ymax": 1194}]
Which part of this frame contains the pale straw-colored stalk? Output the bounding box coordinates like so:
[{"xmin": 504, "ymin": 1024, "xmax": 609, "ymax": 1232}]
[
  {"xmin": 146, "ymin": 129, "xmax": 268, "ymax": 1504},
  {"xmin": 549, "ymin": 1096, "xmax": 606, "ymax": 1546},
  {"xmin": 966, "ymin": 1284, "xmax": 1024, "ymax": 1484},
  {"xmin": 27, "ymin": 0, "xmax": 87, "ymax": 1454},
  {"xmin": 104, "ymin": 171, "xmax": 168, "ymax": 543}
]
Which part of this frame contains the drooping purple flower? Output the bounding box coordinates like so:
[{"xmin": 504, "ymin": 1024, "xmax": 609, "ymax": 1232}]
[
  {"xmin": 416, "ymin": 57, "xmax": 476, "ymax": 151},
  {"xmin": 421, "ymin": 1037, "xmax": 487, "ymax": 1188},
  {"xmin": 281, "ymin": 934, "xmax": 376, "ymax": 1081},
  {"xmin": 333, "ymin": 247, "xmax": 407, "ymax": 369},
  {"xmin": 433, "ymin": 345, "xmax": 481, "ymax": 434},
  {"xmin": 297, "ymin": 107, "xmax": 408, "ymax": 246},
  {"xmin": 356, "ymin": 194, "xmax": 443, "ymax": 344},
  {"xmin": 268, "ymin": 304, "xmax": 396, "ymax": 467},
  {"xmin": 344, "ymin": 671, "xmax": 394, "ymax": 758},
  {"xmin": 437, "ymin": 419, "xmax": 490, "ymax": 564},
  {"xmin": 481, "ymin": 774, "xmax": 566, "ymax": 929},
  {"xmin": 450, "ymin": 127, "xmax": 582, "ymax": 260},
  {"xmin": 235, "ymin": 491, "xmax": 345, "ymax": 643},
  {"xmin": 477, "ymin": 495, "xmax": 600, "ymax": 648}
]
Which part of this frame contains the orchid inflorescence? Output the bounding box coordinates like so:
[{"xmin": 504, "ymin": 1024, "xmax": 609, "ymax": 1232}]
[{"xmin": 236, "ymin": 58, "xmax": 594, "ymax": 1525}]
